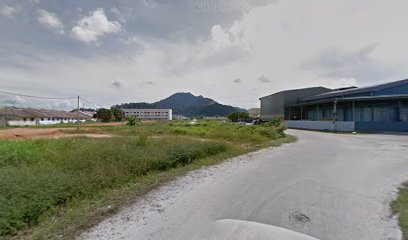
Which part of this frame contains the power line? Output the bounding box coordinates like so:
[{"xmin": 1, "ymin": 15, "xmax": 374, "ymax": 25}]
[
  {"xmin": 0, "ymin": 90, "xmax": 105, "ymax": 108},
  {"xmin": 0, "ymin": 90, "xmax": 77, "ymax": 100},
  {"xmin": 80, "ymin": 97, "xmax": 103, "ymax": 108}
]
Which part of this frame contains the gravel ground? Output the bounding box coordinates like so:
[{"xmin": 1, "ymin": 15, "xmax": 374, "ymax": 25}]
[{"xmin": 80, "ymin": 130, "xmax": 408, "ymax": 240}]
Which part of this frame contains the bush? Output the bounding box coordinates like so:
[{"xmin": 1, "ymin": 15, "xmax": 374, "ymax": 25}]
[
  {"xmin": 126, "ymin": 116, "xmax": 140, "ymax": 126},
  {"xmin": 227, "ymin": 112, "xmax": 250, "ymax": 122},
  {"xmin": 0, "ymin": 137, "xmax": 228, "ymax": 236},
  {"xmin": 0, "ymin": 120, "xmax": 289, "ymax": 236},
  {"xmin": 261, "ymin": 117, "xmax": 286, "ymax": 138},
  {"xmin": 96, "ymin": 108, "xmax": 113, "ymax": 122}
]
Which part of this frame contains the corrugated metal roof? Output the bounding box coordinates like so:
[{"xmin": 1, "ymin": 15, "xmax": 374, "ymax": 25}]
[
  {"xmin": 259, "ymin": 86, "xmax": 331, "ymax": 100},
  {"xmin": 0, "ymin": 107, "xmax": 91, "ymax": 119},
  {"xmin": 305, "ymin": 79, "xmax": 408, "ymax": 101},
  {"xmin": 286, "ymin": 94, "xmax": 408, "ymax": 106}
]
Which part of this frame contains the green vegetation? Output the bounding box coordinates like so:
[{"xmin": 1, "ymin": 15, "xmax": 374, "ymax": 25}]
[
  {"xmin": 99, "ymin": 120, "xmax": 286, "ymax": 143},
  {"xmin": 391, "ymin": 182, "xmax": 408, "ymax": 240},
  {"xmin": 0, "ymin": 120, "xmax": 293, "ymax": 239},
  {"xmin": 94, "ymin": 107, "xmax": 123, "ymax": 123},
  {"xmin": 110, "ymin": 107, "xmax": 125, "ymax": 122},
  {"xmin": 126, "ymin": 116, "xmax": 140, "ymax": 126},
  {"xmin": 227, "ymin": 111, "xmax": 250, "ymax": 122},
  {"xmin": 95, "ymin": 108, "xmax": 113, "ymax": 122}
]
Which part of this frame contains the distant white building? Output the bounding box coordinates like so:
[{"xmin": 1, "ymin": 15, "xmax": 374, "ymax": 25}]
[
  {"xmin": 123, "ymin": 109, "xmax": 172, "ymax": 120},
  {"xmin": 0, "ymin": 107, "xmax": 92, "ymax": 126}
]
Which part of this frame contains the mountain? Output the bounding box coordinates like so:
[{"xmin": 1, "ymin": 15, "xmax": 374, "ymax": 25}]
[{"xmin": 115, "ymin": 92, "xmax": 247, "ymax": 117}]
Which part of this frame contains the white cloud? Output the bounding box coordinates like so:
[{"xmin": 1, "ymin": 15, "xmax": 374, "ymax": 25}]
[
  {"xmin": 141, "ymin": 0, "xmax": 158, "ymax": 9},
  {"xmin": 0, "ymin": 5, "xmax": 19, "ymax": 18},
  {"xmin": 37, "ymin": 9, "xmax": 64, "ymax": 34},
  {"xmin": 322, "ymin": 77, "xmax": 358, "ymax": 89},
  {"xmin": 29, "ymin": 0, "xmax": 41, "ymax": 4},
  {"xmin": 71, "ymin": 8, "xmax": 122, "ymax": 44},
  {"xmin": 211, "ymin": 25, "xmax": 233, "ymax": 50},
  {"xmin": 3, "ymin": 0, "xmax": 408, "ymax": 110}
]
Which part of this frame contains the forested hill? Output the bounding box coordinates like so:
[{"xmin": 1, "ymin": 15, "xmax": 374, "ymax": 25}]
[{"xmin": 114, "ymin": 92, "xmax": 247, "ymax": 117}]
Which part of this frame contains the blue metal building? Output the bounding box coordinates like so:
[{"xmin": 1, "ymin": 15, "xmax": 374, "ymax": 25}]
[{"xmin": 260, "ymin": 79, "xmax": 408, "ymax": 132}]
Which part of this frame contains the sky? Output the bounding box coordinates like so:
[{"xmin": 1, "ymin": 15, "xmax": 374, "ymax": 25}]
[{"xmin": 1, "ymin": 0, "xmax": 408, "ymax": 110}]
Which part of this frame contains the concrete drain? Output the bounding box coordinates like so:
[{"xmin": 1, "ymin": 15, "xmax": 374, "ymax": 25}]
[{"xmin": 289, "ymin": 211, "xmax": 311, "ymax": 226}]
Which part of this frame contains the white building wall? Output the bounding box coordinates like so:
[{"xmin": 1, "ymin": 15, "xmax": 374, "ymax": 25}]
[
  {"xmin": 123, "ymin": 109, "xmax": 172, "ymax": 120},
  {"xmin": 7, "ymin": 117, "xmax": 87, "ymax": 126},
  {"xmin": 8, "ymin": 120, "xmax": 38, "ymax": 126}
]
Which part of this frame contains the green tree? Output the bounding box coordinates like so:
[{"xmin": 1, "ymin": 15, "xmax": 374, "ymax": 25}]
[
  {"xmin": 96, "ymin": 108, "xmax": 113, "ymax": 122},
  {"xmin": 111, "ymin": 107, "xmax": 125, "ymax": 122},
  {"xmin": 227, "ymin": 112, "xmax": 239, "ymax": 122},
  {"xmin": 126, "ymin": 116, "xmax": 140, "ymax": 126},
  {"xmin": 227, "ymin": 112, "xmax": 250, "ymax": 122}
]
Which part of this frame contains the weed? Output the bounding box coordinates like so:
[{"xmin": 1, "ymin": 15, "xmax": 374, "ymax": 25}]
[
  {"xmin": 0, "ymin": 119, "xmax": 292, "ymax": 238},
  {"xmin": 391, "ymin": 182, "xmax": 408, "ymax": 240}
]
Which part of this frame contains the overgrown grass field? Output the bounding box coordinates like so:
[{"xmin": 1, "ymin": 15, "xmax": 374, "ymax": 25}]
[{"xmin": 0, "ymin": 120, "xmax": 293, "ymax": 239}]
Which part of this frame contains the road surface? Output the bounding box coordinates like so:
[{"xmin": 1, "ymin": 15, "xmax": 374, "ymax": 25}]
[{"xmin": 81, "ymin": 130, "xmax": 408, "ymax": 240}]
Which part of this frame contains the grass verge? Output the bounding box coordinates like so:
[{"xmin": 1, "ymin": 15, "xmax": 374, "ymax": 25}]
[
  {"xmin": 391, "ymin": 182, "xmax": 408, "ymax": 240},
  {"xmin": 0, "ymin": 120, "xmax": 294, "ymax": 239}
]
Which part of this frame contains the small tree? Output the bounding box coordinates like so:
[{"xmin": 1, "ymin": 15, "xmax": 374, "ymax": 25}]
[
  {"xmin": 96, "ymin": 108, "xmax": 113, "ymax": 122},
  {"xmin": 227, "ymin": 112, "xmax": 239, "ymax": 122},
  {"xmin": 126, "ymin": 116, "xmax": 140, "ymax": 126},
  {"xmin": 227, "ymin": 111, "xmax": 250, "ymax": 122},
  {"xmin": 238, "ymin": 112, "xmax": 250, "ymax": 120},
  {"xmin": 111, "ymin": 107, "xmax": 125, "ymax": 122}
]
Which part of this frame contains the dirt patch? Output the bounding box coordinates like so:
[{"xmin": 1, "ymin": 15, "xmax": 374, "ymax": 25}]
[
  {"xmin": 82, "ymin": 121, "xmax": 157, "ymax": 127},
  {"xmin": 0, "ymin": 128, "xmax": 111, "ymax": 140}
]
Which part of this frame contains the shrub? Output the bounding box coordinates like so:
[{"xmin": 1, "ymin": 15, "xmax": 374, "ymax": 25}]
[
  {"xmin": 0, "ymin": 120, "xmax": 288, "ymax": 236},
  {"xmin": 261, "ymin": 117, "xmax": 286, "ymax": 138},
  {"xmin": 126, "ymin": 116, "xmax": 140, "ymax": 126},
  {"xmin": 227, "ymin": 111, "xmax": 250, "ymax": 122},
  {"xmin": 0, "ymin": 137, "xmax": 229, "ymax": 235},
  {"xmin": 96, "ymin": 108, "xmax": 113, "ymax": 122}
]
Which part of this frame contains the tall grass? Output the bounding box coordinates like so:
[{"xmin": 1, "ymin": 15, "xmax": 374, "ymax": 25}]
[
  {"xmin": 0, "ymin": 136, "xmax": 227, "ymax": 236},
  {"xmin": 100, "ymin": 120, "xmax": 286, "ymax": 143},
  {"xmin": 0, "ymin": 119, "xmax": 289, "ymax": 237}
]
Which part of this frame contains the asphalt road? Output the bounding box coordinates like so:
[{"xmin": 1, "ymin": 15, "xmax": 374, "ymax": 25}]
[{"xmin": 81, "ymin": 130, "xmax": 408, "ymax": 240}]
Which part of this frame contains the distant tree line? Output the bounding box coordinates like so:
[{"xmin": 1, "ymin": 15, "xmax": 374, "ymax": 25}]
[{"xmin": 70, "ymin": 108, "xmax": 96, "ymax": 113}]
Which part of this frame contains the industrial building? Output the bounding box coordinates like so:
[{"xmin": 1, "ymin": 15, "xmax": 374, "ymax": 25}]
[
  {"xmin": 123, "ymin": 109, "xmax": 172, "ymax": 120},
  {"xmin": 0, "ymin": 107, "xmax": 92, "ymax": 126},
  {"xmin": 259, "ymin": 79, "xmax": 408, "ymax": 132}
]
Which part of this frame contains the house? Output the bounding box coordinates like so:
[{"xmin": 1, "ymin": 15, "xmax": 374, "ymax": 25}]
[
  {"xmin": 0, "ymin": 107, "xmax": 92, "ymax": 126},
  {"xmin": 259, "ymin": 79, "xmax": 408, "ymax": 132},
  {"xmin": 122, "ymin": 109, "xmax": 172, "ymax": 120}
]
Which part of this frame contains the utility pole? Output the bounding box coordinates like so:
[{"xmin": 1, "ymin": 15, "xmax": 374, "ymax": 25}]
[{"xmin": 77, "ymin": 96, "xmax": 80, "ymax": 129}]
